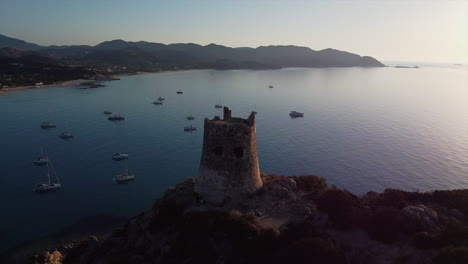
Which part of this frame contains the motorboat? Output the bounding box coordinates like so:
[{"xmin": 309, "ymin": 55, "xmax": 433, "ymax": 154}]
[
  {"xmin": 108, "ymin": 115, "xmax": 125, "ymax": 121},
  {"xmin": 112, "ymin": 153, "xmax": 129, "ymax": 161},
  {"xmin": 289, "ymin": 111, "xmax": 304, "ymax": 118},
  {"xmin": 104, "ymin": 111, "xmax": 112, "ymax": 115},
  {"xmin": 114, "ymin": 159, "xmax": 135, "ymax": 183},
  {"xmin": 269, "ymin": 85, "xmax": 274, "ymax": 88},
  {"xmin": 176, "ymin": 91, "xmax": 183, "ymax": 94},
  {"xmin": 153, "ymin": 101, "xmax": 163, "ymax": 105},
  {"xmin": 186, "ymin": 115, "xmax": 195, "ymax": 120},
  {"xmin": 184, "ymin": 125, "xmax": 197, "ymax": 132},
  {"xmin": 215, "ymin": 104, "xmax": 223, "ymax": 108},
  {"xmin": 58, "ymin": 132, "xmax": 74, "ymax": 139},
  {"xmin": 40, "ymin": 121, "xmax": 56, "ymax": 128},
  {"xmin": 158, "ymin": 96, "xmax": 165, "ymax": 101}
]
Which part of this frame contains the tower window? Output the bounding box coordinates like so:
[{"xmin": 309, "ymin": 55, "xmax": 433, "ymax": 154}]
[{"xmin": 234, "ymin": 147, "xmax": 244, "ymax": 158}]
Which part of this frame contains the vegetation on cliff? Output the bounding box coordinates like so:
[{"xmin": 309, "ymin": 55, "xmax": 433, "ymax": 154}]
[{"xmin": 19, "ymin": 174, "xmax": 468, "ymax": 264}]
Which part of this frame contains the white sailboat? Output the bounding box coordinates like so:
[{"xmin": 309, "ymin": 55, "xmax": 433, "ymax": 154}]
[
  {"xmin": 33, "ymin": 157, "xmax": 61, "ymax": 192},
  {"xmin": 40, "ymin": 109, "xmax": 57, "ymax": 128},
  {"xmin": 33, "ymin": 146, "xmax": 48, "ymax": 166},
  {"xmin": 114, "ymin": 159, "xmax": 135, "ymax": 183}
]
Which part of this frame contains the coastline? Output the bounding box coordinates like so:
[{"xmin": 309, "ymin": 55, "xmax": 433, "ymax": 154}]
[
  {"xmin": 0, "ymin": 79, "xmax": 92, "ymax": 96},
  {"xmin": 0, "ymin": 71, "xmax": 165, "ymax": 96},
  {"xmin": 0, "ymin": 214, "xmax": 128, "ymax": 262}
]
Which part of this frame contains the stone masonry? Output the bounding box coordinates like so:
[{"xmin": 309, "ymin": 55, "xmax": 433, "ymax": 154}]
[{"xmin": 195, "ymin": 107, "xmax": 262, "ymax": 204}]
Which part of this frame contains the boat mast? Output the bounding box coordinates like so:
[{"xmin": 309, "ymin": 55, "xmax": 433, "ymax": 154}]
[
  {"xmin": 49, "ymin": 159, "xmax": 61, "ymax": 185},
  {"xmin": 46, "ymin": 163, "xmax": 51, "ymax": 185}
]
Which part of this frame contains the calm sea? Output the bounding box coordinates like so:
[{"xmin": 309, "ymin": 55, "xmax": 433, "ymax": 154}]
[{"xmin": 0, "ymin": 67, "xmax": 467, "ymax": 252}]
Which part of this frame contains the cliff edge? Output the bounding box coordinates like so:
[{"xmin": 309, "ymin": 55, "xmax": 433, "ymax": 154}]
[{"xmin": 16, "ymin": 174, "xmax": 468, "ymax": 264}]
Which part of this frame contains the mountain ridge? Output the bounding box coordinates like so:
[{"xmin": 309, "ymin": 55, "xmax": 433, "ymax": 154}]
[{"xmin": 0, "ymin": 34, "xmax": 386, "ymax": 68}]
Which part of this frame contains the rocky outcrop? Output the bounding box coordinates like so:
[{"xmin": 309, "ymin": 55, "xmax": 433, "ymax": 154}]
[
  {"xmin": 400, "ymin": 204, "xmax": 439, "ymax": 230},
  {"xmin": 30, "ymin": 250, "xmax": 62, "ymax": 264},
  {"xmin": 10, "ymin": 175, "xmax": 468, "ymax": 264}
]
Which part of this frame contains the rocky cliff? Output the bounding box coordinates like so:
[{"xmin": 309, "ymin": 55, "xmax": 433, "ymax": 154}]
[{"xmin": 16, "ymin": 174, "xmax": 468, "ymax": 264}]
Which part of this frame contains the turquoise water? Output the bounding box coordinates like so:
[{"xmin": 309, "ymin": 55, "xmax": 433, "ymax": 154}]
[{"xmin": 1, "ymin": 67, "xmax": 467, "ymax": 252}]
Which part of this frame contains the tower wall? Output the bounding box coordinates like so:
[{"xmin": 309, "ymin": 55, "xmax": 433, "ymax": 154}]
[{"xmin": 195, "ymin": 107, "xmax": 262, "ymax": 204}]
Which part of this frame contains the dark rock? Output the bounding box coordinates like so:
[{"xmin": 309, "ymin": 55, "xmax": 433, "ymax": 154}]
[{"xmin": 400, "ymin": 204, "xmax": 439, "ymax": 230}]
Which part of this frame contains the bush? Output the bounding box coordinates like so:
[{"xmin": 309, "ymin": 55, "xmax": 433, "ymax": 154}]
[
  {"xmin": 317, "ymin": 188, "xmax": 360, "ymax": 228},
  {"xmin": 365, "ymin": 206, "xmax": 402, "ymax": 243},
  {"xmin": 150, "ymin": 199, "xmax": 187, "ymax": 228},
  {"xmin": 432, "ymin": 190, "xmax": 468, "ymax": 216},
  {"xmin": 431, "ymin": 246, "xmax": 468, "ymax": 264},
  {"xmin": 290, "ymin": 175, "xmax": 328, "ymax": 195}
]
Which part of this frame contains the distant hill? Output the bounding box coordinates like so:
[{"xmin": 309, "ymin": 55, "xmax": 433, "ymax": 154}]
[
  {"xmin": 0, "ymin": 34, "xmax": 386, "ymax": 69},
  {"xmin": 0, "ymin": 48, "xmax": 95, "ymax": 86},
  {"xmin": 0, "ymin": 34, "xmax": 386, "ymax": 86},
  {"xmin": 0, "ymin": 34, "xmax": 43, "ymax": 50},
  {"xmin": 91, "ymin": 40, "xmax": 385, "ymax": 68}
]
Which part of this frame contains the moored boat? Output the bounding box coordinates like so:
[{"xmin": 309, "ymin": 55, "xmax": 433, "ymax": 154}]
[
  {"xmin": 40, "ymin": 121, "xmax": 56, "ymax": 128},
  {"xmin": 289, "ymin": 111, "xmax": 304, "ymax": 118},
  {"xmin": 112, "ymin": 153, "xmax": 129, "ymax": 161},
  {"xmin": 58, "ymin": 132, "xmax": 74, "ymax": 139},
  {"xmin": 114, "ymin": 159, "xmax": 135, "ymax": 183},
  {"xmin": 33, "ymin": 146, "xmax": 48, "ymax": 166},
  {"xmin": 108, "ymin": 115, "xmax": 125, "ymax": 121},
  {"xmin": 184, "ymin": 125, "xmax": 197, "ymax": 132},
  {"xmin": 33, "ymin": 158, "xmax": 61, "ymax": 192}
]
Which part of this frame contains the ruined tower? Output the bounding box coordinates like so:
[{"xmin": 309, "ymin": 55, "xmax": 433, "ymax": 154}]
[{"xmin": 195, "ymin": 107, "xmax": 262, "ymax": 204}]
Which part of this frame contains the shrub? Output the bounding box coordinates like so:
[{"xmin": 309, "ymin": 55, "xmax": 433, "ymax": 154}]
[
  {"xmin": 317, "ymin": 188, "xmax": 360, "ymax": 228},
  {"xmin": 432, "ymin": 190, "xmax": 468, "ymax": 216},
  {"xmin": 290, "ymin": 175, "xmax": 328, "ymax": 195},
  {"xmin": 430, "ymin": 246, "xmax": 468, "ymax": 264},
  {"xmin": 365, "ymin": 206, "xmax": 402, "ymax": 243}
]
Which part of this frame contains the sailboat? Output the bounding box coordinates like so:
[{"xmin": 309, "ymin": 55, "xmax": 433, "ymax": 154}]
[
  {"xmin": 58, "ymin": 122, "xmax": 74, "ymax": 139},
  {"xmin": 40, "ymin": 109, "xmax": 57, "ymax": 128},
  {"xmin": 33, "ymin": 146, "xmax": 48, "ymax": 166},
  {"xmin": 32, "ymin": 157, "xmax": 61, "ymax": 192},
  {"xmin": 184, "ymin": 125, "xmax": 197, "ymax": 132},
  {"xmin": 114, "ymin": 159, "xmax": 135, "ymax": 183}
]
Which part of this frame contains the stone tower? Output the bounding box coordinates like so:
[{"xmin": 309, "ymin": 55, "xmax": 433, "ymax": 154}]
[{"xmin": 195, "ymin": 107, "xmax": 262, "ymax": 204}]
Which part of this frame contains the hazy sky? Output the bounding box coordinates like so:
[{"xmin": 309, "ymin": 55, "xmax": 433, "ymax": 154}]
[{"xmin": 1, "ymin": 0, "xmax": 466, "ymax": 63}]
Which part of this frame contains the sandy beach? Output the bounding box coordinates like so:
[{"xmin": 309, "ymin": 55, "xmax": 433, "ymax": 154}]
[
  {"xmin": 0, "ymin": 79, "xmax": 92, "ymax": 96},
  {"xmin": 0, "ymin": 71, "xmax": 190, "ymax": 96}
]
